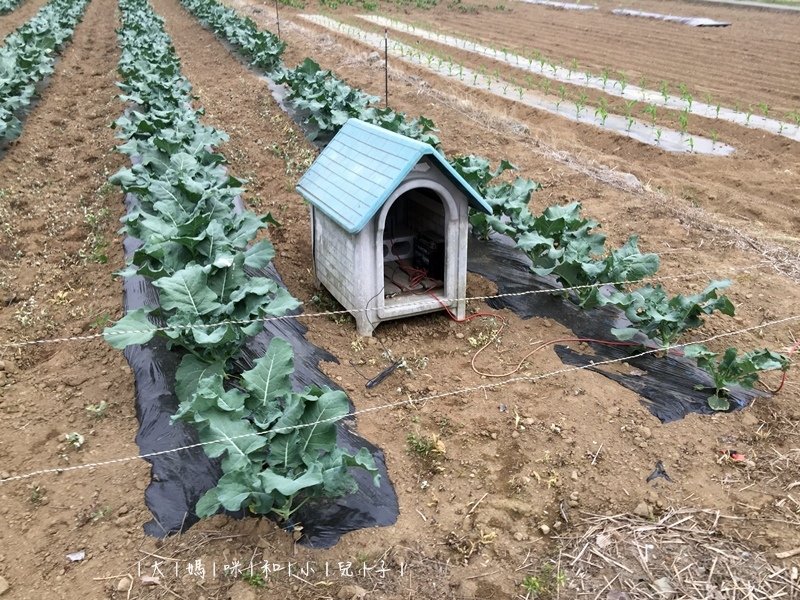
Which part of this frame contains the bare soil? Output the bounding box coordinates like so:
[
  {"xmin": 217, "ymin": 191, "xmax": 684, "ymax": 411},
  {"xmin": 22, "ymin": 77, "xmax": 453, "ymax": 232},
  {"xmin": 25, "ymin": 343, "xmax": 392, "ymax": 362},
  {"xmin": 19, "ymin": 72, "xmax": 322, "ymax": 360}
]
[{"xmin": 0, "ymin": 0, "xmax": 798, "ymax": 598}]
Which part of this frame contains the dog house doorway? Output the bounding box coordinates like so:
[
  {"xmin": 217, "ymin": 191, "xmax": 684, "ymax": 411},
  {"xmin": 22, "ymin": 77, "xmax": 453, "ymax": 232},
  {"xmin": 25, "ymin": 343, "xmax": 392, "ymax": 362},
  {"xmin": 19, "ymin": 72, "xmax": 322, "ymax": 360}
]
[{"xmin": 376, "ymin": 181, "xmax": 457, "ymax": 312}]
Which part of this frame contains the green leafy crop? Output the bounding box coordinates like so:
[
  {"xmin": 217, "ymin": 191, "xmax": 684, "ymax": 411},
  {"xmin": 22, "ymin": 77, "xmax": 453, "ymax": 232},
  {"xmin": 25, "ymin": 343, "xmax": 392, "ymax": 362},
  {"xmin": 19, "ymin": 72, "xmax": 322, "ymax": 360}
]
[
  {"xmin": 174, "ymin": 339, "xmax": 379, "ymax": 520},
  {"xmin": 604, "ymin": 281, "xmax": 735, "ymax": 347},
  {"xmin": 684, "ymin": 345, "xmax": 790, "ymax": 410},
  {"xmin": 1, "ymin": 0, "xmax": 90, "ymax": 142},
  {"xmin": 275, "ymin": 58, "xmax": 440, "ymax": 147},
  {"xmin": 104, "ymin": 0, "xmax": 379, "ymax": 524}
]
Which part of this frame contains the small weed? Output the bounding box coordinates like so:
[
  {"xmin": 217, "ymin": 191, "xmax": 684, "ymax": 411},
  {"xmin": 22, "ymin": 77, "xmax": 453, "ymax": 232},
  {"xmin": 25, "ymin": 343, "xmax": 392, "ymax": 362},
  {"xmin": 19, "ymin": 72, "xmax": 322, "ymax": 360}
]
[
  {"xmin": 521, "ymin": 563, "xmax": 567, "ymax": 598},
  {"xmin": 90, "ymin": 313, "xmax": 112, "ymax": 329},
  {"xmin": 65, "ymin": 432, "xmax": 85, "ymax": 449},
  {"xmin": 29, "ymin": 483, "xmax": 47, "ymax": 506},
  {"xmin": 241, "ymin": 572, "xmax": 266, "ymax": 588},
  {"xmin": 407, "ymin": 432, "xmax": 445, "ymax": 457},
  {"xmin": 85, "ymin": 401, "xmax": 109, "ymax": 418}
]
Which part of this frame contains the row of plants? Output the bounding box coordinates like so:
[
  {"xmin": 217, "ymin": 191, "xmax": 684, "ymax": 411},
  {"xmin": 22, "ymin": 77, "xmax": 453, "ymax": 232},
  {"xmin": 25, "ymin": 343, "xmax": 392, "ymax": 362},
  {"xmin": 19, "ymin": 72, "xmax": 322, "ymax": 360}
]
[
  {"xmin": 362, "ymin": 15, "xmax": 800, "ymax": 140},
  {"xmin": 0, "ymin": 0, "xmax": 89, "ymax": 143},
  {"xmin": 0, "ymin": 0, "xmax": 25, "ymax": 15},
  {"xmin": 175, "ymin": 0, "xmax": 791, "ymax": 405},
  {"xmin": 303, "ymin": 15, "xmax": 727, "ymax": 154},
  {"xmin": 104, "ymin": 0, "xmax": 379, "ymax": 522}
]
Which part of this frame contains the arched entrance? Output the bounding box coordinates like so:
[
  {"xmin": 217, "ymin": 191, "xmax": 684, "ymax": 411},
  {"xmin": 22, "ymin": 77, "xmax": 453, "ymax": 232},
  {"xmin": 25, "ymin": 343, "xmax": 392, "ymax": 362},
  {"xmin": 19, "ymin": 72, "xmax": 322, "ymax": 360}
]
[{"xmin": 374, "ymin": 179, "xmax": 459, "ymax": 316}]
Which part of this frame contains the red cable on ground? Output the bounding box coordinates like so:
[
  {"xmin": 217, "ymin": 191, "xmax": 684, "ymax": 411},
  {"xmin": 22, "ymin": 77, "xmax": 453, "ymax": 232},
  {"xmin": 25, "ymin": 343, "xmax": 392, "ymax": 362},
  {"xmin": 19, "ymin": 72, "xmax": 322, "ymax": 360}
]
[
  {"xmin": 761, "ymin": 339, "xmax": 799, "ymax": 394},
  {"xmin": 428, "ymin": 291, "xmax": 640, "ymax": 377}
]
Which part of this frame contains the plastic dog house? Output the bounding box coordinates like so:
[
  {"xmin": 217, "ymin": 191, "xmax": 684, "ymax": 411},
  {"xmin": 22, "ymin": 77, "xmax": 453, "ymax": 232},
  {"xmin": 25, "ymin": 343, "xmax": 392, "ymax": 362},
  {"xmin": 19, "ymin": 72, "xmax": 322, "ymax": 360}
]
[{"xmin": 296, "ymin": 119, "xmax": 491, "ymax": 336}]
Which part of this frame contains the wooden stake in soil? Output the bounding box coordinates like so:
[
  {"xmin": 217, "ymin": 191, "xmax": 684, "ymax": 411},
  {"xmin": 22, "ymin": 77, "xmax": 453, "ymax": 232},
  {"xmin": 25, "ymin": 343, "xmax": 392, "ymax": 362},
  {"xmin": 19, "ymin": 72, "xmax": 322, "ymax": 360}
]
[
  {"xmin": 275, "ymin": 0, "xmax": 281, "ymax": 39},
  {"xmin": 384, "ymin": 28, "xmax": 389, "ymax": 107}
]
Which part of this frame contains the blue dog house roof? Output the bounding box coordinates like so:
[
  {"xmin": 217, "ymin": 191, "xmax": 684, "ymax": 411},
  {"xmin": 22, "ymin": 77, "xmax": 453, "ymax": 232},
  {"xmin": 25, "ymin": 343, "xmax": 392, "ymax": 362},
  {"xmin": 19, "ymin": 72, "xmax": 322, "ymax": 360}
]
[{"xmin": 296, "ymin": 119, "xmax": 491, "ymax": 234}]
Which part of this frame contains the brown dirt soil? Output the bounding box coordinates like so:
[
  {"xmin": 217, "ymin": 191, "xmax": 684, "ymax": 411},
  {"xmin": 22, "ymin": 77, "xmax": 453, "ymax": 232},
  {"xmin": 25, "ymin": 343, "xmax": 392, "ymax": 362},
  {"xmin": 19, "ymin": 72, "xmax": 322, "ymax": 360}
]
[{"xmin": 0, "ymin": 0, "xmax": 799, "ymax": 598}]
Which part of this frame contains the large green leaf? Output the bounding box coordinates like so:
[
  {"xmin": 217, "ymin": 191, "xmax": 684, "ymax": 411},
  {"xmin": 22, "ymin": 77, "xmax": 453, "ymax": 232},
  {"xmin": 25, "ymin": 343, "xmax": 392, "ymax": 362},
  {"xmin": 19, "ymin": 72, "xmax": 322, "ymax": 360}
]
[
  {"xmin": 174, "ymin": 354, "xmax": 226, "ymax": 404},
  {"xmin": 103, "ymin": 308, "xmax": 159, "ymax": 348},
  {"xmin": 241, "ymin": 338, "xmax": 294, "ymax": 409},
  {"xmin": 152, "ymin": 264, "xmax": 221, "ymax": 316}
]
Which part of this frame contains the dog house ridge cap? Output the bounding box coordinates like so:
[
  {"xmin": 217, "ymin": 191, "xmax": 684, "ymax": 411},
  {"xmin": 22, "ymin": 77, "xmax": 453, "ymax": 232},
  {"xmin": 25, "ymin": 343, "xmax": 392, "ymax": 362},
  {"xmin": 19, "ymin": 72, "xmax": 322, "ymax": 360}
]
[{"xmin": 295, "ymin": 119, "xmax": 491, "ymax": 235}]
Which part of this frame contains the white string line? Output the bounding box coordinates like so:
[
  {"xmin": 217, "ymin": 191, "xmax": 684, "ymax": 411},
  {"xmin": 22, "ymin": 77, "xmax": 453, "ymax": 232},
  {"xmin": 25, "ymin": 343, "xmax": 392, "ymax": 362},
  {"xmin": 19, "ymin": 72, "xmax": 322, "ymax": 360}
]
[
  {"xmin": 0, "ymin": 263, "xmax": 764, "ymax": 350},
  {"xmin": 1, "ymin": 312, "xmax": 797, "ymax": 486}
]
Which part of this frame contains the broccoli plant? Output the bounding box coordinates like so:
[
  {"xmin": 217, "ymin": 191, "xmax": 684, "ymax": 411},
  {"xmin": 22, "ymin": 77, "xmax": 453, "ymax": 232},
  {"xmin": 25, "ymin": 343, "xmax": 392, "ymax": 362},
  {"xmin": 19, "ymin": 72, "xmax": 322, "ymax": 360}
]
[
  {"xmin": 173, "ymin": 339, "xmax": 380, "ymax": 520},
  {"xmin": 604, "ymin": 281, "xmax": 735, "ymax": 347},
  {"xmin": 684, "ymin": 345, "xmax": 791, "ymax": 410}
]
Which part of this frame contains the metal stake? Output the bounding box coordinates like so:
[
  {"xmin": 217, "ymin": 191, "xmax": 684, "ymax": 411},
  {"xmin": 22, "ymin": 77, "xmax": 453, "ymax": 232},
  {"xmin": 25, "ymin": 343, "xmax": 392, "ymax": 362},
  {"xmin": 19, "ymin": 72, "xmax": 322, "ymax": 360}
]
[{"xmin": 384, "ymin": 28, "xmax": 389, "ymax": 107}]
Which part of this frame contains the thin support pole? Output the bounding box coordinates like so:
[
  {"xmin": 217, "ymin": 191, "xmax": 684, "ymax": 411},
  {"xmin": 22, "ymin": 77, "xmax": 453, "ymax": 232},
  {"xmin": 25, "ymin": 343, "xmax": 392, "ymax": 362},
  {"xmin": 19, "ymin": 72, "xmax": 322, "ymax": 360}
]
[
  {"xmin": 275, "ymin": 0, "xmax": 281, "ymax": 39},
  {"xmin": 384, "ymin": 28, "xmax": 389, "ymax": 107}
]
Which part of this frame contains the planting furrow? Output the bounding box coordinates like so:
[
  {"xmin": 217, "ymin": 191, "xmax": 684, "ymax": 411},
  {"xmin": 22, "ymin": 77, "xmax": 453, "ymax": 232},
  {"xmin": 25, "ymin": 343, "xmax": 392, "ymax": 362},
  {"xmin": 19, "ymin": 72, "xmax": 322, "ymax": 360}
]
[
  {"xmin": 0, "ymin": 0, "xmax": 90, "ymax": 145},
  {"xmin": 359, "ymin": 15, "xmax": 800, "ymax": 142},
  {"xmin": 299, "ymin": 15, "xmax": 733, "ymax": 155},
  {"xmin": 107, "ymin": 0, "xmax": 381, "ymax": 527}
]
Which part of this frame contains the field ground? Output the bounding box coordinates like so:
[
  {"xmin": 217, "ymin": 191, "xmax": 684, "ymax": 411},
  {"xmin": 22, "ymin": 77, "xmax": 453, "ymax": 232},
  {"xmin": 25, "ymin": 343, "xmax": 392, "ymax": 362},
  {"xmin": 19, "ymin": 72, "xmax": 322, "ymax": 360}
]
[{"xmin": 0, "ymin": 0, "xmax": 798, "ymax": 598}]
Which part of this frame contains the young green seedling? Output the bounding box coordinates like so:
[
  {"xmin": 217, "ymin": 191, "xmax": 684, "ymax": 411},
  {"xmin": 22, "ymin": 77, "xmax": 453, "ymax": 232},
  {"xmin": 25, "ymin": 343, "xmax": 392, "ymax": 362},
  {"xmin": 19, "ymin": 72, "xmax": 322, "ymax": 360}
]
[
  {"xmin": 595, "ymin": 97, "xmax": 609, "ymax": 126},
  {"xmin": 601, "ymin": 67, "xmax": 610, "ymax": 89},
  {"xmin": 617, "ymin": 71, "xmax": 628, "ymax": 93},
  {"xmin": 684, "ymin": 345, "xmax": 790, "ymax": 411},
  {"xmin": 643, "ymin": 103, "xmax": 657, "ymax": 124},
  {"xmin": 679, "ymin": 109, "xmax": 689, "ymax": 134},
  {"xmin": 659, "ymin": 80, "xmax": 669, "ymax": 103}
]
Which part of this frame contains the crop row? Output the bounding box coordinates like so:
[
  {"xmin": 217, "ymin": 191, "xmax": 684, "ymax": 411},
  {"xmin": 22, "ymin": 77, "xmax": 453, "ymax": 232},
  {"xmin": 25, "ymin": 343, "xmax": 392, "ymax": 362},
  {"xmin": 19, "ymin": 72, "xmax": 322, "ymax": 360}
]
[
  {"xmin": 177, "ymin": 0, "xmax": 791, "ymax": 410},
  {"xmin": 0, "ymin": 0, "xmax": 89, "ymax": 144},
  {"xmin": 300, "ymin": 15, "xmax": 731, "ymax": 155},
  {"xmin": 0, "ymin": 0, "xmax": 25, "ymax": 15},
  {"xmin": 105, "ymin": 0, "xmax": 378, "ymax": 522},
  {"xmin": 359, "ymin": 15, "xmax": 800, "ymax": 142}
]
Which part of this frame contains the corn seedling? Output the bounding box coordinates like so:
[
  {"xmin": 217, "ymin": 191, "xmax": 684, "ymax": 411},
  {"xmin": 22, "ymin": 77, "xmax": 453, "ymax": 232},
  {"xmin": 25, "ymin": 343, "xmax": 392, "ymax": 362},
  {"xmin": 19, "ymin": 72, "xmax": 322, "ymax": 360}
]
[
  {"xmin": 758, "ymin": 102, "xmax": 769, "ymax": 118},
  {"xmin": 715, "ymin": 104, "xmax": 721, "ymax": 119},
  {"xmin": 617, "ymin": 71, "xmax": 628, "ymax": 93},
  {"xmin": 710, "ymin": 129, "xmax": 718, "ymax": 146},
  {"xmin": 660, "ymin": 80, "xmax": 669, "ymax": 103},
  {"xmin": 516, "ymin": 86, "xmax": 524, "ymax": 99},
  {"xmin": 541, "ymin": 79, "xmax": 551, "ymax": 94},
  {"xmin": 575, "ymin": 92, "xmax": 588, "ymax": 117},
  {"xmin": 595, "ymin": 97, "xmax": 609, "ymax": 125},
  {"xmin": 643, "ymin": 103, "xmax": 657, "ymax": 124},
  {"xmin": 655, "ymin": 128, "xmax": 663, "ymax": 144},
  {"xmin": 625, "ymin": 115, "xmax": 635, "ymax": 132},
  {"xmin": 687, "ymin": 136, "xmax": 694, "ymax": 152},
  {"xmin": 600, "ymin": 67, "xmax": 610, "ymax": 89},
  {"xmin": 568, "ymin": 58, "xmax": 578, "ymax": 79},
  {"xmin": 745, "ymin": 107, "xmax": 753, "ymax": 125},
  {"xmin": 679, "ymin": 109, "xmax": 689, "ymax": 134}
]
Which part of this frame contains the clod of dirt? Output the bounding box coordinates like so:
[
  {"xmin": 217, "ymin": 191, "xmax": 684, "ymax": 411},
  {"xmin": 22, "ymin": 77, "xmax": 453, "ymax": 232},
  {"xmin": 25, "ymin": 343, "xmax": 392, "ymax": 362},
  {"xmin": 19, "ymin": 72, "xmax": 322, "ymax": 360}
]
[
  {"xmin": 0, "ymin": 576, "xmax": 8, "ymax": 596},
  {"xmin": 115, "ymin": 577, "xmax": 132, "ymax": 592},
  {"xmin": 337, "ymin": 585, "xmax": 368, "ymax": 600},
  {"xmin": 228, "ymin": 581, "xmax": 257, "ymax": 600},
  {"xmin": 633, "ymin": 501, "xmax": 653, "ymax": 519},
  {"xmin": 539, "ymin": 524, "xmax": 551, "ymax": 535}
]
